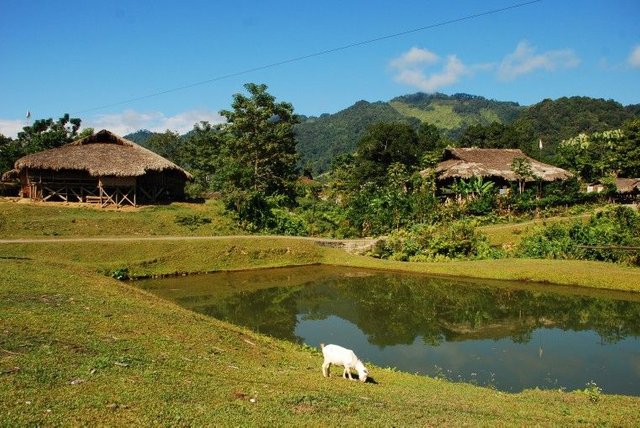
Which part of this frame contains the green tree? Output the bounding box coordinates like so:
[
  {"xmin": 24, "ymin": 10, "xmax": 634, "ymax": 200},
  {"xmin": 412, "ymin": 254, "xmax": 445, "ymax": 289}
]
[
  {"xmin": 353, "ymin": 122, "xmax": 424, "ymax": 186},
  {"xmin": 557, "ymin": 128, "xmax": 631, "ymax": 181},
  {"xmin": 418, "ymin": 123, "xmax": 448, "ymax": 168},
  {"xmin": 511, "ymin": 157, "xmax": 533, "ymax": 194},
  {"xmin": 16, "ymin": 114, "xmax": 81, "ymax": 154},
  {"xmin": 0, "ymin": 134, "xmax": 21, "ymax": 173},
  {"xmin": 620, "ymin": 118, "xmax": 640, "ymax": 177},
  {"xmin": 145, "ymin": 130, "xmax": 183, "ymax": 164},
  {"xmin": 216, "ymin": 83, "xmax": 300, "ymax": 228},
  {"xmin": 181, "ymin": 121, "xmax": 226, "ymax": 193},
  {"xmin": 220, "ymin": 83, "xmax": 299, "ymax": 201},
  {"xmin": 512, "ymin": 96, "xmax": 634, "ymax": 161},
  {"xmin": 459, "ymin": 122, "xmax": 509, "ymax": 148}
]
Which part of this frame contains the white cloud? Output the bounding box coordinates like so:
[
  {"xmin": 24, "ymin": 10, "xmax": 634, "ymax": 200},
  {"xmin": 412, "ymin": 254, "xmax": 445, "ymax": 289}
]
[
  {"xmin": 0, "ymin": 109, "xmax": 226, "ymax": 139},
  {"xmin": 498, "ymin": 41, "xmax": 580, "ymax": 81},
  {"xmin": 0, "ymin": 119, "xmax": 26, "ymax": 138},
  {"xmin": 389, "ymin": 47, "xmax": 439, "ymax": 69},
  {"xmin": 85, "ymin": 109, "xmax": 226, "ymax": 136},
  {"xmin": 628, "ymin": 45, "xmax": 640, "ymax": 69},
  {"xmin": 390, "ymin": 47, "xmax": 469, "ymax": 92}
]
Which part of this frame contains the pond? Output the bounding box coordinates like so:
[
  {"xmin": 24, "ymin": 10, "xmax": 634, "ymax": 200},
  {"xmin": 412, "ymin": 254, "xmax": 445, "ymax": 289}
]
[{"xmin": 137, "ymin": 265, "xmax": 640, "ymax": 395}]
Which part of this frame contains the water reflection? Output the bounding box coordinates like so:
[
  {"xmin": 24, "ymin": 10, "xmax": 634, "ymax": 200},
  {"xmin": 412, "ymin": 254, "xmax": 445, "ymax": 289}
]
[{"xmin": 138, "ymin": 265, "xmax": 640, "ymax": 395}]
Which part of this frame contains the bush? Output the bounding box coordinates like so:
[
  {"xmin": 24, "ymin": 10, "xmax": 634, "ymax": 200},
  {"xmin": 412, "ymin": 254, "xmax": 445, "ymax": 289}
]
[
  {"xmin": 517, "ymin": 223, "xmax": 575, "ymax": 259},
  {"xmin": 466, "ymin": 193, "xmax": 497, "ymax": 216},
  {"xmin": 372, "ymin": 221, "xmax": 504, "ymax": 261},
  {"xmin": 110, "ymin": 268, "xmax": 130, "ymax": 281},
  {"xmin": 517, "ymin": 206, "xmax": 640, "ymax": 265},
  {"xmin": 267, "ymin": 208, "xmax": 307, "ymax": 236},
  {"xmin": 174, "ymin": 214, "xmax": 212, "ymax": 231}
]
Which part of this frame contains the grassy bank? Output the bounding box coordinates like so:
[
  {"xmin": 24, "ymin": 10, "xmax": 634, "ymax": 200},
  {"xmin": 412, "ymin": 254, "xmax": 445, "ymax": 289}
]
[
  {"xmin": 2, "ymin": 241, "xmax": 640, "ymax": 426},
  {"xmin": 2, "ymin": 200, "xmax": 640, "ymax": 425},
  {"xmin": 3, "ymin": 236, "xmax": 640, "ymax": 292}
]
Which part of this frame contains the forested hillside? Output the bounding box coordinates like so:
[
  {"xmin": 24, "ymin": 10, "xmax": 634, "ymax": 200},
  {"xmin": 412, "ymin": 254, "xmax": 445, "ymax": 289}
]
[
  {"xmin": 294, "ymin": 100, "xmax": 416, "ymax": 173},
  {"xmin": 294, "ymin": 94, "xmax": 639, "ymax": 173},
  {"xmin": 389, "ymin": 92, "xmax": 522, "ymax": 138},
  {"xmin": 295, "ymin": 93, "xmax": 523, "ymax": 173},
  {"xmin": 124, "ymin": 129, "xmax": 156, "ymax": 146},
  {"xmin": 512, "ymin": 97, "xmax": 636, "ymax": 161}
]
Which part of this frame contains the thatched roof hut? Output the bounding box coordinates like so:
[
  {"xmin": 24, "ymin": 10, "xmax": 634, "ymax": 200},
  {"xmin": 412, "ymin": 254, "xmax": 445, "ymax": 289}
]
[
  {"xmin": 1, "ymin": 168, "xmax": 19, "ymax": 182},
  {"xmin": 431, "ymin": 148, "xmax": 573, "ymax": 182},
  {"xmin": 15, "ymin": 129, "xmax": 192, "ymax": 179},
  {"xmin": 12, "ymin": 129, "xmax": 192, "ymax": 206},
  {"xmin": 614, "ymin": 178, "xmax": 640, "ymax": 194}
]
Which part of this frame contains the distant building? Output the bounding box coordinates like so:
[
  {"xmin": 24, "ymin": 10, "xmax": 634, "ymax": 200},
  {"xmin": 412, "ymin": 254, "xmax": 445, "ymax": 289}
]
[
  {"xmin": 424, "ymin": 148, "xmax": 573, "ymax": 194},
  {"xmin": 587, "ymin": 178, "xmax": 640, "ymax": 203},
  {"xmin": 7, "ymin": 129, "xmax": 192, "ymax": 207}
]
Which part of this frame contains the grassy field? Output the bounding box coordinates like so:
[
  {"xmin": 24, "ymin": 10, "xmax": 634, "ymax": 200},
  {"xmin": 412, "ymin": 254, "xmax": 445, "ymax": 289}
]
[
  {"xmin": 0, "ymin": 198, "xmax": 240, "ymax": 238},
  {"xmin": 2, "ymin": 200, "xmax": 640, "ymax": 425}
]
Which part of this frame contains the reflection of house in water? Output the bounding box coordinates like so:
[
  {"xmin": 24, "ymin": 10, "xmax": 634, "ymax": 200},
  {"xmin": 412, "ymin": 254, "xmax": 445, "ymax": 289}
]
[
  {"xmin": 440, "ymin": 317, "xmax": 557, "ymax": 342},
  {"xmin": 5, "ymin": 129, "xmax": 192, "ymax": 207},
  {"xmin": 424, "ymin": 148, "xmax": 573, "ymax": 196}
]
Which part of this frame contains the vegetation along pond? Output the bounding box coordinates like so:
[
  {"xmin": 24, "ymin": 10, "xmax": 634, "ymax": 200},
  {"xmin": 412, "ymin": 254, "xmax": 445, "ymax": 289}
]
[{"xmin": 137, "ymin": 265, "xmax": 640, "ymax": 395}]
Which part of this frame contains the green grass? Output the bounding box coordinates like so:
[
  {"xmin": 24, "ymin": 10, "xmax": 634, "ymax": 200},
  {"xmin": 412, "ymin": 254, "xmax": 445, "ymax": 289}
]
[
  {"xmin": 0, "ymin": 198, "xmax": 240, "ymax": 238},
  {"xmin": 2, "ymin": 245, "xmax": 640, "ymax": 426},
  {"xmin": 1, "ymin": 200, "xmax": 640, "ymax": 425}
]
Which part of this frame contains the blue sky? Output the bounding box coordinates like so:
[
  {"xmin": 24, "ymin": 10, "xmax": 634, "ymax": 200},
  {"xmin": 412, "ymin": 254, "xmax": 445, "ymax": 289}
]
[{"xmin": 1, "ymin": 0, "xmax": 639, "ymax": 137}]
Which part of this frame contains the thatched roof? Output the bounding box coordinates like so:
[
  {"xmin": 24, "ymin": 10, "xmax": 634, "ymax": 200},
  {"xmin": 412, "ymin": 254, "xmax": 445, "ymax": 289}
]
[
  {"xmin": 615, "ymin": 178, "xmax": 640, "ymax": 193},
  {"xmin": 1, "ymin": 168, "xmax": 19, "ymax": 182},
  {"xmin": 13, "ymin": 129, "xmax": 193, "ymax": 179},
  {"xmin": 431, "ymin": 148, "xmax": 573, "ymax": 182}
]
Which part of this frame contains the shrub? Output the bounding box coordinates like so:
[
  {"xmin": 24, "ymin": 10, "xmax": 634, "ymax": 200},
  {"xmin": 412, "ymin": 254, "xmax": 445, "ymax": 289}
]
[
  {"xmin": 517, "ymin": 206, "xmax": 640, "ymax": 264},
  {"xmin": 174, "ymin": 214, "xmax": 212, "ymax": 231},
  {"xmin": 110, "ymin": 268, "xmax": 130, "ymax": 281},
  {"xmin": 267, "ymin": 208, "xmax": 307, "ymax": 236},
  {"xmin": 372, "ymin": 221, "xmax": 504, "ymax": 261}
]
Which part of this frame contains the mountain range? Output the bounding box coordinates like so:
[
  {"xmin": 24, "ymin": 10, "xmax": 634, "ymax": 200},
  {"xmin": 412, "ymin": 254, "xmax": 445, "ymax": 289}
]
[{"xmin": 126, "ymin": 93, "xmax": 639, "ymax": 174}]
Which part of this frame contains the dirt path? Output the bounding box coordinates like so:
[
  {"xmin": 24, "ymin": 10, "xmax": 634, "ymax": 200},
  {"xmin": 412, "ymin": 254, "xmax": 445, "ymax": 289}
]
[{"xmin": 0, "ymin": 235, "xmax": 381, "ymax": 254}]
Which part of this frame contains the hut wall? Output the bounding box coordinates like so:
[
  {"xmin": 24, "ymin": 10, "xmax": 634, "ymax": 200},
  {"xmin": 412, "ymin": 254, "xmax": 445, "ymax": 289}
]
[
  {"xmin": 136, "ymin": 170, "xmax": 187, "ymax": 203},
  {"xmin": 19, "ymin": 168, "xmax": 187, "ymax": 205},
  {"xmin": 23, "ymin": 169, "xmax": 99, "ymax": 202},
  {"xmin": 99, "ymin": 176, "xmax": 136, "ymax": 187}
]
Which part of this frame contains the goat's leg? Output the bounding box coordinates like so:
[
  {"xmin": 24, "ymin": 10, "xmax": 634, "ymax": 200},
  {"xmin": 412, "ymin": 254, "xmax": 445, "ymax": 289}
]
[
  {"xmin": 343, "ymin": 367, "xmax": 353, "ymax": 380},
  {"xmin": 322, "ymin": 361, "xmax": 331, "ymax": 377}
]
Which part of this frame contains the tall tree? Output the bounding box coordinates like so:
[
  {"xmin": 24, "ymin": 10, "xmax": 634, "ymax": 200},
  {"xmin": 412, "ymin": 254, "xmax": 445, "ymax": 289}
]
[
  {"xmin": 353, "ymin": 122, "xmax": 424, "ymax": 186},
  {"xmin": 181, "ymin": 121, "xmax": 226, "ymax": 192},
  {"xmin": 0, "ymin": 134, "xmax": 21, "ymax": 173},
  {"xmin": 620, "ymin": 118, "xmax": 640, "ymax": 177},
  {"xmin": 511, "ymin": 157, "xmax": 533, "ymax": 194},
  {"xmin": 145, "ymin": 130, "xmax": 183, "ymax": 164},
  {"xmin": 16, "ymin": 114, "xmax": 81, "ymax": 154},
  {"xmin": 556, "ymin": 127, "xmax": 635, "ymax": 181},
  {"xmin": 220, "ymin": 83, "xmax": 299, "ymax": 200}
]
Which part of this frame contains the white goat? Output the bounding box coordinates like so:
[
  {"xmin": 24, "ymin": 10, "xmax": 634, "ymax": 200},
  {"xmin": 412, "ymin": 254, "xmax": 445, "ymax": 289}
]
[{"xmin": 321, "ymin": 343, "xmax": 368, "ymax": 382}]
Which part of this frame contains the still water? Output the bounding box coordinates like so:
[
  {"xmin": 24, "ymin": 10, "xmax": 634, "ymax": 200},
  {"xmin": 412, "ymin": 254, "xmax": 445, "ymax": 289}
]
[{"xmin": 137, "ymin": 265, "xmax": 640, "ymax": 395}]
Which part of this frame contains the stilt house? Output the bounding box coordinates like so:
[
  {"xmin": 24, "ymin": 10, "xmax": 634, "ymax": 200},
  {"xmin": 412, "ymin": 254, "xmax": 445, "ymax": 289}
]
[{"xmin": 11, "ymin": 129, "xmax": 192, "ymax": 207}]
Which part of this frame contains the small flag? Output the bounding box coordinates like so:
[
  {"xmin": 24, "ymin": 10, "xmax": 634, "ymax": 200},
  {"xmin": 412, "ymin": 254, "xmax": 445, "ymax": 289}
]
[{"xmin": 538, "ymin": 138, "xmax": 543, "ymax": 150}]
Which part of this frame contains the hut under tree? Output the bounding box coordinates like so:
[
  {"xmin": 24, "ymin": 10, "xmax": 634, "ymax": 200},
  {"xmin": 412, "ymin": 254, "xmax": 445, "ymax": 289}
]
[
  {"xmin": 9, "ymin": 129, "xmax": 192, "ymax": 207},
  {"xmin": 612, "ymin": 178, "xmax": 640, "ymax": 203},
  {"xmin": 429, "ymin": 147, "xmax": 573, "ymax": 194}
]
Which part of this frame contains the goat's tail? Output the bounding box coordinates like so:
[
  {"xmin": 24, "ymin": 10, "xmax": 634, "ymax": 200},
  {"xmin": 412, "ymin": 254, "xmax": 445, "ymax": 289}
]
[{"xmin": 320, "ymin": 343, "xmax": 325, "ymax": 349}]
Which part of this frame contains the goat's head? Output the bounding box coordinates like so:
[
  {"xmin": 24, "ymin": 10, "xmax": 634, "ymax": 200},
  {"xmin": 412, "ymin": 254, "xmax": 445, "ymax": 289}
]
[{"xmin": 356, "ymin": 360, "xmax": 368, "ymax": 383}]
